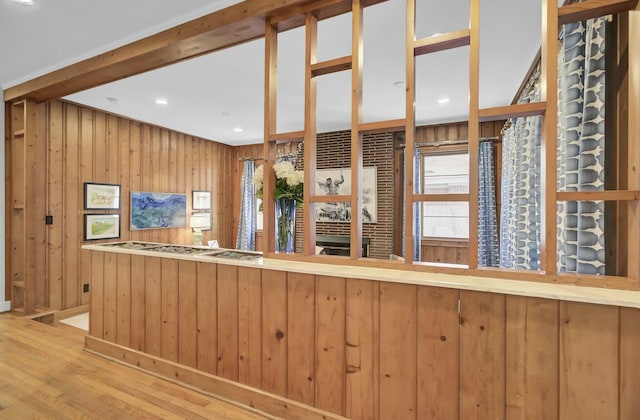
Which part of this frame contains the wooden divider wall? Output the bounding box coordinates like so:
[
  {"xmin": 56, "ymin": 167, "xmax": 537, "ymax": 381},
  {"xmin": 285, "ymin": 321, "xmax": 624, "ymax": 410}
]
[
  {"xmin": 40, "ymin": 100, "xmax": 236, "ymax": 310},
  {"xmin": 88, "ymin": 250, "xmax": 640, "ymax": 420}
]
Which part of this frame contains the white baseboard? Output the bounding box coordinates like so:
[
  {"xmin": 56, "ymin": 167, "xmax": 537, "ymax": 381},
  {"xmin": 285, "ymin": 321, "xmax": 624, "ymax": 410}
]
[{"xmin": 0, "ymin": 301, "xmax": 11, "ymax": 312}]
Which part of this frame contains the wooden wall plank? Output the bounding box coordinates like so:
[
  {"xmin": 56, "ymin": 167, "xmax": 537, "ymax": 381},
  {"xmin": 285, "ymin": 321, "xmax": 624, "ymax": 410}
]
[
  {"xmin": 217, "ymin": 264, "xmax": 239, "ymax": 381},
  {"xmin": 379, "ymin": 282, "xmax": 417, "ymax": 420},
  {"xmin": 345, "ymin": 279, "xmax": 379, "ymax": 420},
  {"xmin": 33, "ymin": 102, "xmax": 47, "ymax": 307},
  {"xmin": 315, "ymin": 275, "xmax": 346, "ymax": 416},
  {"xmin": 262, "ymin": 269, "xmax": 287, "ymax": 396},
  {"xmin": 287, "ymin": 272, "xmax": 316, "ymax": 406},
  {"xmin": 238, "ymin": 267, "xmax": 262, "ymax": 389},
  {"xmin": 89, "ymin": 251, "xmax": 104, "ymax": 338},
  {"xmin": 47, "ymin": 101, "xmax": 63, "ymax": 310},
  {"xmin": 559, "ymin": 302, "xmax": 619, "ymax": 420},
  {"xmin": 459, "ymin": 290, "xmax": 506, "ymax": 420},
  {"xmin": 116, "ymin": 253, "xmax": 131, "ymax": 348},
  {"xmin": 139, "ymin": 125, "xmax": 152, "ymax": 243},
  {"xmin": 161, "ymin": 258, "xmax": 179, "ymax": 362},
  {"xmin": 196, "ymin": 262, "xmax": 218, "ymax": 375},
  {"xmin": 416, "ymin": 286, "xmax": 459, "ymax": 420},
  {"xmin": 620, "ymin": 307, "xmax": 640, "ymax": 420},
  {"xmin": 102, "ymin": 252, "xmax": 117, "ymax": 343},
  {"xmin": 178, "ymin": 260, "xmax": 198, "ymax": 368},
  {"xmin": 130, "ymin": 254, "xmax": 146, "ymax": 352},
  {"xmin": 118, "ymin": 119, "xmax": 131, "ymax": 242},
  {"xmin": 145, "ymin": 256, "xmax": 162, "ymax": 357},
  {"xmin": 505, "ymin": 296, "xmax": 558, "ymax": 420},
  {"xmin": 129, "ymin": 123, "xmax": 141, "ymax": 242},
  {"xmin": 63, "ymin": 104, "xmax": 80, "ymax": 309}
]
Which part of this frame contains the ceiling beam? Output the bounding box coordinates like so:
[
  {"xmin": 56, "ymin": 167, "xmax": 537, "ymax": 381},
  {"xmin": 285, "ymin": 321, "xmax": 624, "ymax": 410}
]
[{"xmin": 5, "ymin": 0, "xmax": 386, "ymax": 103}]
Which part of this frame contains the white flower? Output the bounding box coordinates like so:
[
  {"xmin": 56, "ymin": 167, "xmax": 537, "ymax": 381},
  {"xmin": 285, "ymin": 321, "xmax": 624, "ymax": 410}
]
[
  {"xmin": 273, "ymin": 161, "xmax": 295, "ymax": 179},
  {"xmin": 287, "ymin": 169, "xmax": 304, "ymax": 187},
  {"xmin": 252, "ymin": 165, "xmax": 264, "ymax": 188}
]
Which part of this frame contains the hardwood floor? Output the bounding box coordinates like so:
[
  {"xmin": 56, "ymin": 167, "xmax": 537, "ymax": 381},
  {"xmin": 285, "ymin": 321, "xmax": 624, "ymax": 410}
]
[{"xmin": 0, "ymin": 313, "xmax": 270, "ymax": 419}]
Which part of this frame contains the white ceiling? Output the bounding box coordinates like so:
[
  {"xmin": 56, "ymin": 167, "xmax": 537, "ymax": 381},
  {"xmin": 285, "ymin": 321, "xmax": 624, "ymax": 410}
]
[{"xmin": 1, "ymin": 0, "xmax": 541, "ymax": 146}]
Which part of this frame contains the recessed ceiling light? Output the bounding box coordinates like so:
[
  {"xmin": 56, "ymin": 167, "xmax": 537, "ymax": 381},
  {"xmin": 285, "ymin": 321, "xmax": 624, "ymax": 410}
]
[
  {"xmin": 221, "ymin": 112, "xmax": 231, "ymax": 117},
  {"xmin": 155, "ymin": 97, "xmax": 168, "ymax": 105},
  {"xmin": 437, "ymin": 97, "xmax": 450, "ymax": 105},
  {"xmin": 14, "ymin": 0, "xmax": 34, "ymax": 5},
  {"xmin": 234, "ymin": 127, "xmax": 243, "ymax": 133},
  {"xmin": 106, "ymin": 97, "xmax": 119, "ymax": 104},
  {"xmin": 393, "ymin": 81, "xmax": 406, "ymax": 88}
]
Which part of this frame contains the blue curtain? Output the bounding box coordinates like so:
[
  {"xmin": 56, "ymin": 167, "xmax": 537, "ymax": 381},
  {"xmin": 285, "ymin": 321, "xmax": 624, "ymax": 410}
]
[
  {"xmin": 236, "ymin": 160, "xmax": 256, "ymax": 250},
  {"xmin": 500, "ymin": 71, "xmax": 542, "ymax": 270},
  {"xmin": 478, "ymin": 141, "xmax": 499, "ymax": 267},
  {"xmin": 556, "ymin": 17, "xmax": 606, "ymax": 274}
]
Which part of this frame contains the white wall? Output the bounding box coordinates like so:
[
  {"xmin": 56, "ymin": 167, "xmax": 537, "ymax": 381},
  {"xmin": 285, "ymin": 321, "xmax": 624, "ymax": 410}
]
[{"xmin": 1, "ymin": 91, "xmax": 9, "ymax": 312}]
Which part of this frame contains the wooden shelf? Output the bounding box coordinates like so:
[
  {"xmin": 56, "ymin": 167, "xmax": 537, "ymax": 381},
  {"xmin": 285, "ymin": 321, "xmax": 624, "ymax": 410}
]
[
  {"xmin": 358, "ymin": 119, "xmax": 406, "ymax": 133},
  {"xmin": 413, "ymin": 193, "xmax": 470, "ymax": 202},
  {"xmin": 557, "ymin": 190, "xmax": 640, "ymax": 201},
  {"xmin": 414, "ymin": 29, "xmax": 470, "ymax": 56},
  {"xmin": 558, "ymin": 0, "xmax": 637, "ymax": 25},
  {"xmin": 310, "ymin": 55, "xmax": 352, "ymax": 77},
  {"xmin": 268, "ymin": 131, "xmax": 305, "ymax": 143},
  {"xmin": 479, "ymin": 101, "xmax": 547, "ymax": 122}
]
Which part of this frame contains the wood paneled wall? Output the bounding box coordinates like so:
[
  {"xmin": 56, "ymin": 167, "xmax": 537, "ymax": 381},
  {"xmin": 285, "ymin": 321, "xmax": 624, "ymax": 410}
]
[
  {"xmin": 88, "ymin": 251, "xmax": 640, "ymax": 420},
  {"xmin": 39, "ymin": 100, "xmax": 235, "ymax": 310}
]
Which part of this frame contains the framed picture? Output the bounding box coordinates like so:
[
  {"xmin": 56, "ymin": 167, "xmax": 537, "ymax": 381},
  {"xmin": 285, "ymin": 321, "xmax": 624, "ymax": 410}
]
[
  {"xmin": 84, "ymin": 182, "xmax": 120, "ymax": 210},
  {"xmin": 192, "ymin": 212, "xmax": 211, "ymax": 231},
  {"xmin": 192, "ymin": 190, "xmax": 211, "ymax": 210},
  {"xmin": 84, "ymin": 214, "xmax": 120, "ymax": 241},
  {"xmin": 315, "ymin": 166, "xmax": 377, "ymax": 223},
  {"xmin": 130, "ymin": 192, "xmax": 187, "ymax": 230}
]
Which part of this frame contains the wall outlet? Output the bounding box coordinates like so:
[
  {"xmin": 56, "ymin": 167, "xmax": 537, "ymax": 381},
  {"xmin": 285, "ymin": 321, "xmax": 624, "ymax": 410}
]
[{"xmin": 83, "ymin": 283, "xmax": 89, "ymax": 293}]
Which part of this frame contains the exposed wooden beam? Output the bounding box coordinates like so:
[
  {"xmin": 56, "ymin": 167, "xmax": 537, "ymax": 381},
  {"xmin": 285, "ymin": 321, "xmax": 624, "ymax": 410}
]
[
  {"xmin": 414, "ymin": 29, "xmax": 470, "ymax": 56},
  {"xmin": 479, "ymin": 101, "xmax": 547, "ymax": 122},
  {"xmin": 310, "ymin": 55, "xmax": 352, "ymax": 77},
  {"xmin": 5, "ymin": 0, "xmax": 381, "ymax": 103}
]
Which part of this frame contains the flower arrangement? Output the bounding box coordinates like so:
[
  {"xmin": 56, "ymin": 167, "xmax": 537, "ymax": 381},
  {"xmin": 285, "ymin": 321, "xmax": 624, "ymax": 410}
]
[
  {"xmin": 252, "ymin": 161, "xmax": 304, "ymax": 208},
  {"xmin": 252, "ymin": 161, "xmax": 304, "ymax": 252}
]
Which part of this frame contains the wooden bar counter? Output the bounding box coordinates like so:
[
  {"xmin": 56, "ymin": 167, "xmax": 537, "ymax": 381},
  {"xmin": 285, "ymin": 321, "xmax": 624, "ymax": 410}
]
[{"xmin": 82, "ymin": 242, "xmax": 640, "ymax": 420}]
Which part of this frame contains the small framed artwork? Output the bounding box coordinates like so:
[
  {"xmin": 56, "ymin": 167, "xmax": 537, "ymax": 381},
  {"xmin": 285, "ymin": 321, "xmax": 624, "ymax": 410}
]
[
  {"xmin": 84, "ymin": 182, "xmax": 121, "ymax": 210},
  {"xmin": 84, "ymin": 214, "xmax": 121, "ymax": 241},
  {"xmin": 193, "ymin": 190, "xmax": 211, "ymax": 210}
]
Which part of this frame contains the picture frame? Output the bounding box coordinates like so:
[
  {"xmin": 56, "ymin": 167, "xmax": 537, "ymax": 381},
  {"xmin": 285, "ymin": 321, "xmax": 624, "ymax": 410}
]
[
  {"xmin": 192, "ymin": 212, "xmax": 211, "ymax": 231},
  {"xmin": 84, "ymin": 214, "xmax": 120, "ymax": 241},
  {"xmin": 130, "ymin": 192, "xmax": 187, "ymax": 230},
  {"xmin": 315, "ymin": 166, "xmax": 377, "ymax": 223},
  {"xmin": 84, "ymin": 182, "xmax": 121, "ymax": 210},
  {"xmin": 192, "ymin": 190, "xmax": 211, "ymax": 210}
]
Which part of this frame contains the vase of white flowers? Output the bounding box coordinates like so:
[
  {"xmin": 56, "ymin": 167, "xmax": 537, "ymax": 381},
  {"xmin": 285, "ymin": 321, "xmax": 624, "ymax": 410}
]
[{"xmin": 253, "ymin": 161, "xmax": 304, "ymax": 252}]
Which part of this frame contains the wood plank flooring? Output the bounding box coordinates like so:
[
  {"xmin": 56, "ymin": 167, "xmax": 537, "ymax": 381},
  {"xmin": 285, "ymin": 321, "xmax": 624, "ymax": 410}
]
[{"xmin": 0, "ymin": 313, "xmax": 270, "ymax": 419}]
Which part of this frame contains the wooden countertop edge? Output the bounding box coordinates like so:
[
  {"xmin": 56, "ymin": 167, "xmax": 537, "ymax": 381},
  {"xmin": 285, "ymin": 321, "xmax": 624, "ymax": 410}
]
[{"xmin": 82, "ymin": 243, "xmax": 640, "ymax": 309}]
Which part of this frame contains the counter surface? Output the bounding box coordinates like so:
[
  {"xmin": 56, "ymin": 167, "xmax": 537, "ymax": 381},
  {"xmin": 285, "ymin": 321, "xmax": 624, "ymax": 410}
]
[{"xmin": 82, "ymin": 242, "xmax": 640, "ymax": 309}]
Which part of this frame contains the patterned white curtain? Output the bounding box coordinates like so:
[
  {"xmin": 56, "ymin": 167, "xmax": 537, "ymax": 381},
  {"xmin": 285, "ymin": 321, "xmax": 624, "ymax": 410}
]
[
  {"xmin": 236, "ymin": 160, "xmax": 256, "ymax": 250},
  {"xmin": 499, "ymin": 75, "xmax": 542, "ymax": 271},
  {"xmin": 556, "ymin": 17, "xmax": 606, "ymax": 274},
  {"xmin": 478, "ymin": 141, "xmax": 499, "ymax": 267}
]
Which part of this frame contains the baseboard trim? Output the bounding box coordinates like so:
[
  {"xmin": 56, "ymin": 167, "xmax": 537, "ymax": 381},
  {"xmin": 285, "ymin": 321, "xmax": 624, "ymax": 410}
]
[
  {"xmin": 0, "ymin": 301, "xmax": 10, "ymax": 312},
  {"xmin": 84, "ymin": 336, "xmax": 346, "ymax": 420}
]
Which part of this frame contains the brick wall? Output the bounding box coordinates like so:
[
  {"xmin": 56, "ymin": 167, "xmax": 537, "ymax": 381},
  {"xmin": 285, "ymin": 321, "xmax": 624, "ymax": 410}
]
[{"xmin": 294, "ymin": 130, "xmax": 395, "ymax": 259}]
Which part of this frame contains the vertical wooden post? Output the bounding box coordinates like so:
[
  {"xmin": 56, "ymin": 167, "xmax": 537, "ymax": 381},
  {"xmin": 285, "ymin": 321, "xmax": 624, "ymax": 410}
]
[
  {"xmin": 303, "ymin": 13, "xmax": 318, "ymax": 256},
  {"xmin": 404, "ymin": 0, "xmax": 416, "ymax": 263},
  {"xmin": 467, "ymin": 0, "xmax": 480, "ymax": 269},
  {"xmin": 350, "ymin": 0, "xmax": 364, "ymax": 259},
  {"xmin": 540, "ymin": 0, "xmax": 559, "ymax": 274},
  {"xmin": 627, "ymin": 9, "xmax": 640, "ymax": 280},
  {"xmin": 263, "ymin": 21, "xmax": 278, "ymax": 254}
]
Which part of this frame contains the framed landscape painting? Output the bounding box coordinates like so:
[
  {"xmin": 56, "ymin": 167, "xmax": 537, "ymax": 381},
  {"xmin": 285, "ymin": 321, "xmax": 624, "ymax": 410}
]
[
  {"xmin": 84, "ymin": 214, "xmax": 120, "ymax": 241},
  {"xmin": 84, "ymin": 182, "xmax": 120, "ymax": 210},
  {"xmin": 130, "ymin": 192, "xmax": 187, "ymax": 230}
]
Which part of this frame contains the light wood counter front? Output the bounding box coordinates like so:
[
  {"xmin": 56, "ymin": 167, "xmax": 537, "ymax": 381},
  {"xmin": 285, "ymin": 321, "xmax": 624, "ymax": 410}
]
[{"xmin": 83, "ymin": 243, "xmax": 640, "ymax": 420}]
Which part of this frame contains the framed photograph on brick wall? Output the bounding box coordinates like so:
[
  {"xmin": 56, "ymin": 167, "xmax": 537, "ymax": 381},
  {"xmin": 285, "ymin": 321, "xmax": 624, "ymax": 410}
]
[{"xmin": 315, "ymin": 166, "xmax": 377, "ymax": 223}]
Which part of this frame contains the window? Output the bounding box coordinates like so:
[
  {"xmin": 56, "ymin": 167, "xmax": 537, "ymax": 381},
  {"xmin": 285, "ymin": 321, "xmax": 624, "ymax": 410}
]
[{"xmin": 422, "ymin": 152, "xmax": 469, "ymax": 239}]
